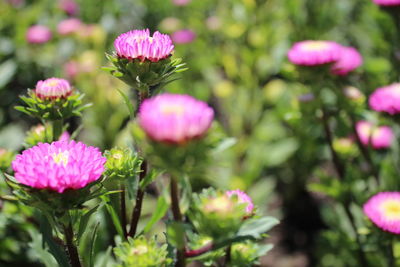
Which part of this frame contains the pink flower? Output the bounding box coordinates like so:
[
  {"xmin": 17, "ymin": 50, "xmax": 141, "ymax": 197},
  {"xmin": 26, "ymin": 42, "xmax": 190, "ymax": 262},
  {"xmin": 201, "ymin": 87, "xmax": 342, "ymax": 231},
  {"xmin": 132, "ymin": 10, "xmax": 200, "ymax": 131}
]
[
  {"xmin": 171, "ymin": 29, "xmax": 196, "ymax": 44},
  {"xmin": 59, "ymin": 0, "xmax": 79, "ymax": 15},
  {"xmin": 172, "ymin": 0, "xmax": 191, "ymax": 6},
  {"xmin": 63, "ymin": 61, "xmax": 80, "ymax": 79},
  {"xmin": 226, "ymin": 190, "xmax": 254, "ymax": 214},
  {"xmin": 26, "ymin": 25, "xmax": 52, "ymax": 44},
  {"xmin": 138, "ymin": 93, "xmax": 214, "ymax": 144},
  {"xmin": 372, "ymin": 0, "xmax": 400, "ymax": 6},
  {"xmin": 35, "ymin": 78, "xmax": 72, "ymax": 99},
  {"xmin": 114, "ymin": 29, "xmax": 174, "ymax": 62},
  {"xmin": 331, "ymin": 46, "xmax": 363, "ymax": 76},
  {"xmin": 369, "ymin": 83, "xmax": 400, "ymax": 115},
  {"xmin": 12, "ymin": 141, "xmax": 106, "ymax": 193},
  {"xmin": 287, "ymin": 40, "xmax": 342, "ymax": 66},
  {"xmin": 364, "ymin": 192, "xmax": 400, "ymax": 234},
  {"xmin": 356, "ymin": 121, "xmax": 394, "ymax": 149},
  {"xmin": 57, "ymin": 18, "xmax": 82, "ymax": 35}
]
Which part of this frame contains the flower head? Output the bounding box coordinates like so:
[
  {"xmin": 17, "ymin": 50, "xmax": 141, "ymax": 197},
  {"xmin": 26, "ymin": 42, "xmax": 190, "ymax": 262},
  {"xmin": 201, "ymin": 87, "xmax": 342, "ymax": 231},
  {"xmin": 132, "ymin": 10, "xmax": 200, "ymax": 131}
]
[
  {"xmin": 288, "ymin": 40, "xmax": 342, "ymax": 66},
  {"xmin": 226, "ymin": 189, "xmax": 254, "ymax": 214},
  {"xmin": 372, "ymin": 0, "xmax": 400, "ymax": 6},
  {"xmin": 171, "ymin": 29, "xmax": 196, "ymax": 44},
  {"xmin": 356, "ymin": 121, "xmax": 394, "ymax": 149},
  {"xmin": 35, "ymin": 78, "xmax": 72, "ymax": 99},
  {"xmin": 26, "ymin": 25, "xmax": 52, "ymax": 44},
  {"xmin": 369, "ymin": 83, "xmax": 400, "ymax": 115},
  {"xmin": 331, "ymin": 46, "xmax": 363, "ymax": 76},
  {"xmin": 114, "ymin": 29, "xmax": 174, "ymax": 62},
  {"xmin": 57, "ymin": 18, "xmax": 82, "ymax": 35},
  {"xmin": 59, "ymin": 0, "xmax": 79, "ymax": 15},
  {"xmin": 12, "ymin": 141, "xmax": 106, "ymax": 193},
  {"xmin": 138, "ymin": 93, "xmax": 214, "ymax": 144},
  {"xmin": 364, "ymin": 192, "xmax": 400, "ymax": 234}
]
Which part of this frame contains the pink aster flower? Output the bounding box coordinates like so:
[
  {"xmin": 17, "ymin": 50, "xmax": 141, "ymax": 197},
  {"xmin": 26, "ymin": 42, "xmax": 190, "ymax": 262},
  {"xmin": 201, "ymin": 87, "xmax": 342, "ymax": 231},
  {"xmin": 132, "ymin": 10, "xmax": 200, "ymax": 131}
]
[
  {"xmin": 59, "ymin": 0, "xmax": 79, "ymax": 15},
  {"xmin": 35, "ymin": 78, "xmax": 72, "ymax": 99},
  {"xmin": 372, "ymin": 0, "xmax": 400, "ymax": 6},
  {"xmin": 57, "ymin": 18, "xmax": 82, "ymax": 35},
  {"xmin": 226, "ymin": 189, "xmax": 254, "ymax": 214},
  {"xmin": 12, "ymin": 141, "xmax": 106, "ymax": 193},
  {"xmin": 138, "ymin": 93, "xmax": 214, "ymax": 144},
  {"xmin": 26, "ymin": 25, "xmax": 52, "ymax": 44},
  {"xmin": 171, "ymin": 29, "xmax": 196, "ymax": 44},
  {"xmin": 287, "ymin": 40, "xmax": 342, "ymax": 66},
  {"xmin": 369, "ymin": 83, "xmax": 400, "ymax": 115},
  {"xmin": 331, "ymin": 46, "xmax": 363, "ymax": 76},
  {"xmin": 114, "ymin": 29, "xmax": 174, "ymax": 62},
  {"xmin": 356, "ymin": 121, "xmax": 394, "ymax": 149},
  {"xmin": 172, "ymin": 0, "xmax": 191, "ymax": 6},
  {"xmin": 364, "ymin": 192, "xmax": 400, "ymax": 234}
]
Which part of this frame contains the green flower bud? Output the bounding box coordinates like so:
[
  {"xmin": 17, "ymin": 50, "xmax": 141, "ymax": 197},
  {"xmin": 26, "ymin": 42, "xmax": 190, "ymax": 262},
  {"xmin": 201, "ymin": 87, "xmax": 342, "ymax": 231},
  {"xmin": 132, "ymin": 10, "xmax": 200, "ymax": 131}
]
[
  {"xmin": 114, "ymin": 236, "xmax": 172, "ymax": 267},
  {"xmin": 333, "ymin": 137, "xmax": 358, "ymax": 157},
  {"xmin": 104, "ymin": 148, "xmax": 141, "ymax": 181},
  {"xmin": 231, "ymin": 242, "xmax": 272, "ymax": 267}
]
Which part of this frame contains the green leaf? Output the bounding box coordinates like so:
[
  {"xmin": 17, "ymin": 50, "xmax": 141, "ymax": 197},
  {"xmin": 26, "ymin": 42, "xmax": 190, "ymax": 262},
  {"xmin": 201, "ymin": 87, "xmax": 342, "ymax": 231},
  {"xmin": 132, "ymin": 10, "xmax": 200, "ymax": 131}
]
[
  {"xmin": 89, "ymin": 223, "xmax": 100, "ymax": 267},
  {"xmin": 0, "ymin": 59, "xmax": 17, "ymax": 89},
  {"xmin": 237, "ymin": 216, "xmax": 279, "ymax": 239},
  {"xmin": 77, "ymin": 205, "xmax": 100, "ymax": 242},
  {"xmin": 115, "ymin": 87, "xmax": 135, "ymax": 119},
  {"xmin": 28, "ymin": 229, "xmax": 58, "ymax": 267},
  {"xmin": 101, "ymin": 195, "xmax": 125, "ymax": 238},
  {"xmin": 139, "ymin": 169, "xmax": 159, "ymax": 190},
  {"xmin": 167, "ymin": 222, "xmax": 186, "ymax": 249},
  {"xmin": 143, "ymin": 196, "xmax": 169, "ymax": 233},
  {"xmin": 126, "ymin": 173, "xmax": 139, "ymax": 200}
]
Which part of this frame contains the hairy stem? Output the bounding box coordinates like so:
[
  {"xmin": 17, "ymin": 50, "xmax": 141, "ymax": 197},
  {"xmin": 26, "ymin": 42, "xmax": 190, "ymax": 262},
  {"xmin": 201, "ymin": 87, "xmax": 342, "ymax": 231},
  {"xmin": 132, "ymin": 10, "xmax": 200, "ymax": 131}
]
[
  {"xmin": 52, "ymin": 119, "xmax": 64, "ymax": 141},
  {"xmin": 63, "ymin": 222, "xmax": 82, "ymax": 267},
  {"xmin": 120, "ymin": 185, "xmax": 128, "ymax": 238},
  {"xmin": 128, "ymin": 161, "xmax": 147, "ymax": 237},
  {"xmin": 170, "ymin": 177, "xmax": 185, "ymax": 267}
]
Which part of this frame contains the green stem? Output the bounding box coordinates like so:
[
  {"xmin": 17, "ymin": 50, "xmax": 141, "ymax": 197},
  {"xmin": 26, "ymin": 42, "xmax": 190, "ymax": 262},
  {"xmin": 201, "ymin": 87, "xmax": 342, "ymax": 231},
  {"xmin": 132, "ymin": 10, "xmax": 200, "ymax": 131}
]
[
  {"xmin": 63, "ymin": 221, "xmax": 82, "ymax": 267},
  {"xmin": 170, "ymin": 177, "xmax": 185, "ymax": 267},
  {"xmin": 120, "ymin": 185, "xmax": 128, "ymax": 238},
  {"xmin": 388, "ymin": 235, "xmax": 395, "ymax": 267},
  {"xmin": 52, "ymin": 119, "xmax": 64, "ymax": 141}
]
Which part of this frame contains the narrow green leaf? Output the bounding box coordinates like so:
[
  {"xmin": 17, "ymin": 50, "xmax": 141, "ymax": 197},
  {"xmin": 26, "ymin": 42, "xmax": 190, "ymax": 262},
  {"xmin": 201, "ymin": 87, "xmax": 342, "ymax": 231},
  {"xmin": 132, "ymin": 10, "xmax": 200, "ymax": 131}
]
[
  {"xmin": 167, "ymin": 222, "xmax": 186, "ymax": 249},
  {"xmin": 101, "ymin": 195, "xmax": 125, "ymax": 238},
  {"xmin": 237, "ymin": 216, "xmax": 279, "ymax": 239},
  {"xmin": 143, "ymin": 196, "xmax": 169, "ymax": 233},
  {"xmin": 77, "ymin": 205, "xmax": 100, "ymax": 242},
  {"xmin": 89, "ymin": 223, "xmax": 100, "ymax": 267},
  {"xmin": 115, "ymin": 88, "xmax": 135, "ymax": 119}
]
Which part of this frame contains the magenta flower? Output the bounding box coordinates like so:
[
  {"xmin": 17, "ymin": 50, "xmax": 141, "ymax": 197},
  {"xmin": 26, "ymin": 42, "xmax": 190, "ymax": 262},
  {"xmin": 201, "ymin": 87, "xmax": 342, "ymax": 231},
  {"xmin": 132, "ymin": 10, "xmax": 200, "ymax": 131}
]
[
  {"xmin": 35, "ymin": 78, "xmax": 72, "ymax": 99},
  {"xmin": 59, "ymin": 0, "xmax": 79, "ymax": 15},
  {"xmin": 369, "ymin": 83, "xmax": 400, "ymax": 115},
  {"xmin": 331, "ymin": 46, "xmax": 363, "ymax": 76},
  {"xmin": 12, "ymin": 141, "xmax": 106, "ymax": 193},
  {"xmin": 364, "ymin": 192, "xmax": 400, "ymax": 234},
  {"xmin": 138, "ymin": 93, "xmax": 214, "ymax": 144},
  {"xmin": 356, "ymin": 121, "xmax": 394, "ymax": 149},
  {"xmin": 57, "ymin": 18, "xmax": 82, "ymax": 35},
  {"xmin": 26, "ymin": 25, "xmax": 52, "ymax": 44},
  {"xmin": 114, "ymin": 29, "xmax": 174, "ymax": 62},
  {"xmin": 226, "ymin": 190, "xmax": 254, "ymax": 214},
  {"xmin": 172, "ymin": 0, "xmax": 191, "ymax": 6},
  {"xmin": 171, "ymin": 29, "xmax": 196, "ymax": 44},
  {"xmin": 287, "ymin": 40, "xmax": 342, "ymax": 66},
  {"xmin": 372, "ymin": 0, "xmax": 400, "ymax": 6}
]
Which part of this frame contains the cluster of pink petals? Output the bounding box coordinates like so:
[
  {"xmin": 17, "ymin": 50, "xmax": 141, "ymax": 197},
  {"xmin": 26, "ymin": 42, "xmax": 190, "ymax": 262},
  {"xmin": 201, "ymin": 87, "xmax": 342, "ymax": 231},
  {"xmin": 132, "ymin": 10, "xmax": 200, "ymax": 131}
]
[
  {"xmin": 369, "ymin": 83, "xmax": 400, "ymax": 115},
  {"xmin": 172, "ymin": 0, "xmax": 191, "ymax": 6},
  {"xmin": 114, "ymin": 29, "xmax": 174, "ymax": 62},
  {"xmin": 59, "ymin": 0, "xmax": 79, "ymax": 15},
  {"xmin": 12, "ymin": 141, "xmax": 106, "ymax": 193},
  {"xmin": 287, "ymin": 40, "xmax": 342, "ymax": 66},
  {"xmin": 372, "ymin": 0, "xmax": 400, "ymax": 6},
  {"xmin": 331, "ymin": 46, "xmax": 363, "ymax": 76},
  {"xmin": 171, "ymin": 29, "xmax": 196, "ymax": 44},
  {"xmin": 226, "ymin": 189, "xmax": 254, "ymax": 214},
  {"xmin": 138, "ymin": 93, "xmax": 214, "ymax": 144},
  {"xmin": 35, "ymin": 78, "xmax": 73, "ymax": 99},
  {"xmin": 26, "ymin": 25, "xmax": 52, "ymax": 44},
  {"xmin": 356, "ymin": 121, "xmax": 394, "ymax": 149},
  {"xmin": 364, "ymin": 192, "xmax": 400, "ymax": 234},
  {"xmin": 57, "ymin": 18, "xmax": 82, "ymax": 35}
]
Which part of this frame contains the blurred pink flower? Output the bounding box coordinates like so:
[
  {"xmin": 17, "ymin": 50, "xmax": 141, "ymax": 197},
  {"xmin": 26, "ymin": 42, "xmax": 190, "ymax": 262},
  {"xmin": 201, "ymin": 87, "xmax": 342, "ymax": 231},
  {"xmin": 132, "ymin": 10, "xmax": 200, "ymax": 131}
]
[
  {"xmin": 57, "ymin": 18, "xmax": 82, "ymax": 35},
  {"xmin": 12, "ymin": 140, "xmax": 106, "ymax": 193},
  {"xmin": 369, "ymin": 83, "xmax": 400, "ymax": 115},
  {"xmin": 63, "ymin": 61, "xmax": 80, "ymax": 79},
  {"xmin": 372, "ymin": 0, "xmax": 400, "ymax": 6},
  {"xmin": 226, "ymin": 189, "xmax": 254, "ymax": 214},
  {"xmin": 26, "ymin": 25, "xmax": 52, "ymax": 44},
  {"xmin": 138, "ymin": 93, "xmax": 214, "ymax": 144},
  {"xmin": 288, "ymin": 40, "xmax": 342, "ymax": 66},
  {"xmin": 364, "ymin": 192, "xmax": 400, "ymax": 234},
  {"xmin": 114, "ymin": 29, "xmax": 174, "ymax": 62},
  {"xmin": 356, "ymin": 121, "xmax": 393, "ymax": 149},
  {"xmin": 172, "ymin": 0, "xmax": 191, "ymax": 6},
  {"xmin": 59, "ymin": 0, "xmax": 79, "ymax": 16},
  {"xmin": 331, "ymin": 46, "xmax": 363, "ymax": 76},
  {"xmin": 35, "ymin": 78, "xmax": 72, "ymax": 99},
  {"xmin": 171, "ymin": 29, "xmax": 196, "ymax": 44}
]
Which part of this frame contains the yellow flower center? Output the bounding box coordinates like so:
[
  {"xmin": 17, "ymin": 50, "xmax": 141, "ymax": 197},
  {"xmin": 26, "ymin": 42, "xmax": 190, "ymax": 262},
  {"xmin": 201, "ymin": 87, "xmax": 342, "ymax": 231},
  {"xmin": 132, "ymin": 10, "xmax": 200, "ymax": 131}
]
[
  {"xmin": 381, "ymin": 200, "xmax": 400, "ymax": 220},
  {"xmin": 130, "ymin": 245, "xmax": 148, "ymax": 255},
  {"xmin": 161, "ymin": 104, "xmax": 185, "ymax": 115},
  {"xmin": 204, "ymin": 196, "xmax": 233, "ymax": 214},
  {"xmin": 47, "ymin": 80, "xmax": 60, "ymax": 87},
  {"xmin": 52, "ymin": 151, "xmax": 69, "ymax": 166},
  {"xmin": 301, "ymin": 41, "xmax": 329, "ymax": 51}
]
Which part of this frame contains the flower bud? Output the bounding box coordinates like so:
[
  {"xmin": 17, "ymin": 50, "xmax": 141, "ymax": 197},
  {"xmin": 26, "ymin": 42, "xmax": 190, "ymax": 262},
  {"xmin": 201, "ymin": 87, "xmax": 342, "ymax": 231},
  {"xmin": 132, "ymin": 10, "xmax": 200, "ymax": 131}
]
[{"xmin": 104, "ymin": 148, "xmax": 140, "ymax": 180}]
